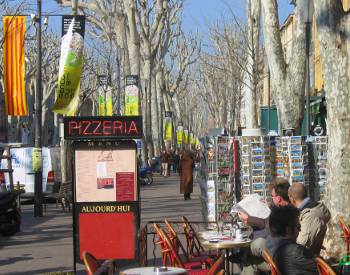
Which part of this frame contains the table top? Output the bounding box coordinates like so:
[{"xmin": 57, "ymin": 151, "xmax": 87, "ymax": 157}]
[
  {"xmin": 120, "ymin": 266, "xmax": 187, "ymax": 275},
  {"xmin": 199, "ymin": 231, "xmax": 252, "ymax": 250}
]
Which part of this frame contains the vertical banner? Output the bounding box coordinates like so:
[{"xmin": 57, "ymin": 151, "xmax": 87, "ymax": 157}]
[
  {"xmin": 106, "ymin": 87, "xmax": 113, "ymax": 116},
  {"xmin": 98, "ymin": 87, "xmax": 106, "ymax": 116},
  {"xmin": 125, "ymin": 75, "xmax": 139, "ymax": 115},
  {"xmin": 184, "ymin": 129, "xmax": 189, "ymax": 145},
  {"xmin": 176, "ymin": 125, "xmax": 183, "ymax": 145},
  {"xmin": 189, "ymin": 132, "xmax": 194, "ymax": 145},
  {"xmin": 53, "ymin": 15, "xmax": 85, "ymax": 115},
  {"xmin": 98, "ymin": 75, "xmax": 113, "ymax": 116},
  {"xmin": 3, "ymin": 16, "xmax": 27, "ymax": 116},
  {"xmin": 164, "ymin": 111, "xmax": 173, "ymax": 141}
]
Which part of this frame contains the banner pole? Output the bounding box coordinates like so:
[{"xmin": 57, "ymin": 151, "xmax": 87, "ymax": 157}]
[{"xmin": 34, "ymin": 0, "xmax": 43, "ymax": 217}]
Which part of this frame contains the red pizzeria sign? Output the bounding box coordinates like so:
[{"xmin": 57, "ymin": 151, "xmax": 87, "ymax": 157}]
[{"xmin": 64, "ymin": 116, "xmax": 142, "ymax": 140}]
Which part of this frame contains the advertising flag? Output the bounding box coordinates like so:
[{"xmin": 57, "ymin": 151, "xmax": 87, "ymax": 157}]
[
  {"xmin": 106, "ymin": 87, "xmax": 113, "ymax": 116},
  {"xmin": 184, "ymin": 129, "xmax": 188, "ymax": 145},
  {"xmin": 125, "ymin": 75, "xmax": 139, "ymax": 115},
  {"xmin": 164, "ymin": 111, "xmax": 172, "ymax": 141},
  {"xmin": 98, "ymin": 87, "xmax": 106, "ymax": 116},
  {"xmin": 176, "ymin": 125, "xmax": 183, "ymax": 145},
  {"xmin": 98, "ymin": 75, "xmax": 113, "ymax": 116},
  {"xmin": 3, "ymin": 16, "xmax": 27, "ymax": 116},
  {"xmin": 189, "ymin": 132, "xmax": 194, "ymax": 145},
  {"xmin": 53, "ymin": 15, "xmax": 85, "ymax": 115}
]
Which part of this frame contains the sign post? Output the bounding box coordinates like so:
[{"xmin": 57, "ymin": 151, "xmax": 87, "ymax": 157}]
[{"xmin": 64, "ymin": 116, "xmax": 142, "ymax": 271}]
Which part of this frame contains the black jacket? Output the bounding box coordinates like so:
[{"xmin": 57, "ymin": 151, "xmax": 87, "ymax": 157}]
[{"xmin": 266, "ymin": 237, "xmax": 318, "ymax": 275}]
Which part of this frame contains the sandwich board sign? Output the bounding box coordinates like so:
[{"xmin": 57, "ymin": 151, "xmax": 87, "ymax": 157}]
[{"xmin": 64, "ymin": 116, "xmax": 142, "ymax": 270}]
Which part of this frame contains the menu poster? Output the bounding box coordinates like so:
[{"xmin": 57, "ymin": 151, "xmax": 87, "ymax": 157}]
[
  {"xmin": 116, "ymin": 172, "xmax": 135, "ymax": 201},
  {"xmin": 75, "ymin": 147, "xmax": 136, "ymax": 202}
]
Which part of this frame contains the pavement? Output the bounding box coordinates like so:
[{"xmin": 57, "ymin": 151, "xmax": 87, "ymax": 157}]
[{"xmin": 0, "ymin": 173, "xmax": 204, "ymax": 275}]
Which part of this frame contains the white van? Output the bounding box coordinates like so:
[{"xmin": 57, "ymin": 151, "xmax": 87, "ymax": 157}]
[{"xmin": 0, "ymin": 146, "xmax": 61, "ymax": 197}]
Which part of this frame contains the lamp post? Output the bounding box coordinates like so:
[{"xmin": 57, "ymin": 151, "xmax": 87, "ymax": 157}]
[{"xmin": 34, "ymin": 0, "xmax": 43, "ymax": 217}]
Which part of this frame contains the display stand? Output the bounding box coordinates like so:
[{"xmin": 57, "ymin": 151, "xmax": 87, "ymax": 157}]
[
  {"xmin": 275, "ymin": 136, "xmax": 311, "ymax": 190},
  {"xmin": 239, "ymin": 136, "xmax": 274, "ymax": 201},
  {"xmin": 309, "ymin": 136, "xmax": 327, "ymax": 200},
  {"xmin": 64, "ymin": 116, "xmax": 142, "ymax": 271},
  {"xmin": 205, "ymin": 136, "xmax": 235, "ymax": 224},
  {"xmin": 215, "ymin": 136, "xmax": 235, "ymax": 220}
]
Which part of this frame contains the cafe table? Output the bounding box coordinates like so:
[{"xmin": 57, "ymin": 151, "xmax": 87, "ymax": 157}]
[
  {"xmin": 198, "ymin": 231, "xmax": 251, "ymax": 275},
  {"xmin": 120, "ymin": 266, "xmax": 187, "ymax": 275}
]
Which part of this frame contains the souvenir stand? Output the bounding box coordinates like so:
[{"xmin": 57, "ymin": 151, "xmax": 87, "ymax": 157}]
[
  {"xmin": 309, "ymin": 136, "xmax": 328, "ymax": 200},
  {"xmin": 215, "ymin": 136, "xmax": 235, "ymax": 220},
  {"xmin": 205, "ymin": 136, "xmax": 236, "ymax": 224},
  {"xmin": 64, "ymin": 116, "xmax": 142, "ymax": 271},
  {"xmin": 239, "ymin": 136, "xmax": 275, "ymax": 201},
  {"xmin": 275, "ymin": 136, "xmax": 311, "ymax": 191},
  {"xmin": 206, "ymin": 141, "xmax": 217, "ymax": 224}
]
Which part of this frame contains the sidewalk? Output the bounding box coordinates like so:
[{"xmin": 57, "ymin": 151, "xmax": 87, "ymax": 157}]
[{"xmin": 0, "ymin": 174, "xmax": 203, "ymax": 274}]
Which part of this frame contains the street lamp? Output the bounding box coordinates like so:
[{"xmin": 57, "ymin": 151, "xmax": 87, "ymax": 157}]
[
  {"xmin": 34, "ymin": 0, "xmax": 43, "ymax": 217},
  {"xmin": 301, "ymin": 0, "xmax": 314, "ymax": 136}
]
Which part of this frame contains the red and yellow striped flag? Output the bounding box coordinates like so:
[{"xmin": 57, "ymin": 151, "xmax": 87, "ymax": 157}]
[{"xmin": 3, "ymin": 16, "xmax": 27, "ymax": 116}]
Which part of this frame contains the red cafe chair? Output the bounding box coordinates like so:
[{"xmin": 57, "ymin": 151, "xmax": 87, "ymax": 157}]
[
  {"xmin": 165, "ymin": 219, "xmax": 190, "ymax": 261},
  {"xmin": 182, "ymin": 216, "xmax": 205, "ymax": 257},
  {"xmin": 82, "ymin": 251, "xmax": 101, "ymax": 275},
  {"xmin": 153, "ymin": 223, "xmax": 172, "ymax": 267},
  {"xmin": 182, "ymin": 216, "xmax": 219, "ymax": 260},
  {"xmin": 262, "ymin": 250, "xmax": 281, "ymax": 275},
  {"xmin": 154, "ymin": 223, "xmax": 209, "ymax": 273},
  {"xmin": 315, "ymin": 256, "xmax": 337, "ymax": 275},
  {"xmin": 165, "ymin": 219, "xmax": 214, "ymax": 267},
  {"xmin": 339, "ymin": 217, "xmax": 350, "ymax": 255}
]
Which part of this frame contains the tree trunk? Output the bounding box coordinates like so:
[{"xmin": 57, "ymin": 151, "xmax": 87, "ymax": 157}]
[
  {"xmin": 313, "ymin": 0, "xmax": 350, "ymax": 258},
  {"xmin": 261, "ymin": 0, "xmax": 307, "ymax": 132},
  {"xmin": 244, "ymin": 0, "xmax": 261, "ymax": 129},
  {"xmin": 151, "ymin": 72, "xmax": 160, "ymax": 156},
  {"xmin": 144, "ymin": 58, "xmax": 154, "ymax": 159},
  {"xmin": 124, "ymin": 0, "xmax": 140, "ymax": 77},
  {"xmin": 156, "ymin": 69, "xmax": 165, "ymax": 151}
]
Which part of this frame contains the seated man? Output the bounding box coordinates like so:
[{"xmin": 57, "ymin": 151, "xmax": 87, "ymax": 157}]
[
  {"xmin": 238, "ymin": 177, "xmax": 290, "ymax": 234},
  {"xmin": 238, "ymin": 178, "xmax": 290, "ymax": 275},
  {"xmin": 288, "ymin": 182, "xmax": 331, "ymax": 254},
  {"xmin": 266, "ymin": 205, "xmax": 318, "ymax": 275}
]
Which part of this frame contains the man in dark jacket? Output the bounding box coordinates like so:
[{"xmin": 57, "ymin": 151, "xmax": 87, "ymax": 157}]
[
  {"xmin": 288, "ymin": 182, "xmax": 331, "ymax": 254},
  {"xmin": 266, "ymin": 205, "xmax": 318, "ymax": 275},
  {"xmin": 239, "ymin": 178, "xmax": 291, "ymax": 274}
]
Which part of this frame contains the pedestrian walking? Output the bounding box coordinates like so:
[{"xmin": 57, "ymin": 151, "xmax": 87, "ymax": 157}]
[
  {"xmin": 21, "ymin": 122, "xmax": 29, "ymax": 145},
  {"xmin": 180, "ymin": 150, "xmax": 194, "ymax": 200},
  {"xmin": 160, "ymin": 150, "xmax": 169, "ymax": 177},
  {"xmin": 173, "ymin": 150, "xmax": 180, "ymax": 173}
]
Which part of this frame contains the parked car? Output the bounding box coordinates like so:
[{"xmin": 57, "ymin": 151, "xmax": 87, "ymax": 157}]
[{"xmin": 0, "ymin": 146, "xmax": 61, "ymax": 198}]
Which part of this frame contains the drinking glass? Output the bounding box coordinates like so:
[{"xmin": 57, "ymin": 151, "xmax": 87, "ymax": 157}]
[{"xmin": 217, "ymin": 220, "xmax": 224, "ymax": 234}]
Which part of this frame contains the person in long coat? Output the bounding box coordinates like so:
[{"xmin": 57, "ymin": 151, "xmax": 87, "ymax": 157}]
[{"xmin": 180, "ymin": 150, "xmax": 194, "ymax": 200}]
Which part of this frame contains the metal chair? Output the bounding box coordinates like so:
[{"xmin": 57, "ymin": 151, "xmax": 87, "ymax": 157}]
[
  {"xmin": 182, "ymin": 216, "xmax": 205, "ymax": 257},
  {"xmin": 165, "ymin": 219, "xmax": 190, "ymax": 261},
  {"xmin": 82, "ymin": 251, "xmax": 101, "ymax": 275},
  {"xmin": 315, "ymin": 256, "xmax": 337, "ymax": 275},
  {"xmin": 339, "ymin": 217, "xmax": 350, "ymax": 255},
  {"xmin": 154, "ymin": 223, "xmax": 220, "ymax": 274},
  {"xmin": 262, "ymin": 250, "xmax": 282, "ymax": 275}
]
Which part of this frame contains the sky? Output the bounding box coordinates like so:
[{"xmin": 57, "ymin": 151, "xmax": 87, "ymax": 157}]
[
  {"xmin": 182, "ymin": 0, "xmax": 294, "ymax": 35},
  {"xmin": 20, "ymin": 0, "xmax": 294, "ymax": 39}
]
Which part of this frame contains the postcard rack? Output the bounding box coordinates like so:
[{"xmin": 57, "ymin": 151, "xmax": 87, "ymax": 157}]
[
  {"xmin": 309, "ymin": 136, "xmax": 327, "ymax": 200},
  {"xmin": 275, "ymin": 136, "xmax": 311, "ymax": 189},
  {"xmin": 206, "ymin": 136, "xmax": 235, "ymax": 223},
  {"xmin": 239, "ymin": 136, "xmax": 274, "ymax": 201}
]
